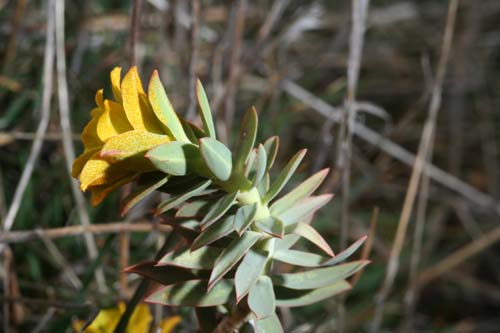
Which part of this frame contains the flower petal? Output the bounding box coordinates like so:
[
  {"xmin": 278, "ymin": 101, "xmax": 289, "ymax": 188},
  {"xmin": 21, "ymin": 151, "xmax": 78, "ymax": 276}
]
[
  {"xmin": 95, "ymin": 88, "xmax": 104, "ymax": 109},
  {"xmin": 81, "ymin": 107, "xmax": 104, "ymax": 150},
  {"xmin": 79, "ymin": 154, "xmax": 131, "ymax": 191},
  {"xmin": 96, "ymin": 100, "xmax": 133, "ymax": 141},
  {"xmin": 89, "ymin": 172, "xmax": 139, "ymax": 206},
  {"xmin": 100, "ymin": 129, "xmax": 170, "ymax": 163},
  {"xmin": 110, "ymin": 67, "xmax": 122, "ymax": 103},
  {"xmin": 121, "ymin": 67, "xmax": 163, "ymax": 133},
  {"xmin": 72, "ymin": 147, "xmax": 99, "ymax": 178}
]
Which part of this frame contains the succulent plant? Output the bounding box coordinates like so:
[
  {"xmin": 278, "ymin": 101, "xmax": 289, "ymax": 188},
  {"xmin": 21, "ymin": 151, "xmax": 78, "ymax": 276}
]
[{"xmin": 74, "ymin": 67, "xmax": 369, "ymax": 332}]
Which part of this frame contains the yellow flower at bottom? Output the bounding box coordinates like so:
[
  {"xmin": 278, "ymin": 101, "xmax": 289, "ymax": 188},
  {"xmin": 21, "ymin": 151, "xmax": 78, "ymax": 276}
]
[{"xmin": 73, "ymin": 67, "xmax": 174, "ymax": 205}]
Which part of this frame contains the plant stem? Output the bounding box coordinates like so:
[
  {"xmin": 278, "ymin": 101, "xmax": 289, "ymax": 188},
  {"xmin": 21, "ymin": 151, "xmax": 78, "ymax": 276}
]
[{"xmin": 214, "ymin": 304, "xmax": 250, "ymax": 333}]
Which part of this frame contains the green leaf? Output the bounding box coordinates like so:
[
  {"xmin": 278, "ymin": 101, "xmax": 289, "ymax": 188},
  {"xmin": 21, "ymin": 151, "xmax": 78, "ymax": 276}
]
[
  {"xmin": 248, "ymin": 276, "xmax": 275, "ymax": 319},
  {"xmin": 255, "ymin": 216, "xmax": 284, "ymax": 238},
  {"xmin": 201, "ymin": 191, "xmax": 239, "ymax": 229},
  {"xmin": 257, "ymin": 173, "xmax": 270, "ymax": 197},
  {"xmin": 255, "ymin": 313, "xmax": 283, "ymax": 333},
  {"xmin": 146, "ymin": 279, "xmax": 233, "ymax": 307},
  {"xmin": 273, "ymin": 249, "xmax": 328, "ymax": 267},
  {"xmin": 272, "ymin": 260, "xmax": 369, "ymax": 290},
  {"xmin": 235, "ymin": 249, "xmax": 268, "ymax": 301},
  {"xmin": 208, "ymin": 231, "xmax": 262, "ymax": 291},
  {"xmin": 234, "ymin": 107, "xmax": 258, "ymax": 173},
  {"xmin": 291, "ymin": 222, "xmax": 334, "ymax": 257},
  {"xmin": 323, "ymin": 235, "xmax": 367, "ymax": 266},
  {"xmin": 175, "ymin": 199, "xmax": 212, "ymax": 218},
  {"xmin": 196, "ymin": 79, "xmax": 217, "ymax": 139},
  {"xmin": 244, "ymin": 149, "xmax": 257, "ymax": 178},
  {"xmin": 270, "ymin": 168, "xmax": 329, "ymax": 216},
  {"xmin": 121, "ymin": 175, "xmax": 168, "ymax": 216},
  {"xmin": 264, "ymin": 149, "xmax": 307, "ymax": 203},
  {"xmin": 146, "ymin": 141, "xmax": 203, "ymax": 176},
  {"xmin": 156, "ymin": 180, "xmax": 212, "ymax": 215},
  {"xmin": 233, "ymin": 203, "xmax": 258, "ymax": 235},
  {"xmin": 251, "ymin": 144, "xmax": 267, "ymax": 186},
  {"xmin": 157, "ymin": 246, "xmax": 222, "ymax": 270},
  {"xmin": 277, "ymin": 194, "xmax": 333, "ymax": 227},
  {"xmin": 191, "ymin": 215, "xmax": 235, "ymax": 251},
  {"xmin": 200, "ymin": 137, "xmax": 233, "ymax": 181},
  {"xmin": 275, "ymin": 280, "xmax": 351, "ymax": 307},
  {"xmin": 148, "ymin": 71, "xmax": 190, "ymax": 142},
  {"xmin": 274, "ymin": 234, "xmax": 300, "ymax": 252},
  {"xmin": 123, "ymin": 261, "xmax": 195, "ymax": 285},
  {"xmin": 262, "ymin": 136, "xmax": 279, "ymax": 170}
]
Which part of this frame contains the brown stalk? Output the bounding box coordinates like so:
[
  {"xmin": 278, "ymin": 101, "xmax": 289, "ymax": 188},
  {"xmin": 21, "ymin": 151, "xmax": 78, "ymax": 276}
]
[
  {"xmin": 186, "ymin": 0, "xmax": 201, "ymax": 120},
  {"xmin": 128, "ymin": 0, "xmax": 143, "ymax": 66}
]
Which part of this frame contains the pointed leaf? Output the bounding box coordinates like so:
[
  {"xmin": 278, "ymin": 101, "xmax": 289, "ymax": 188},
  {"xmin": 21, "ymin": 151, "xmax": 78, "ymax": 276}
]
[
  {"xmin": 235, "ymin": 249, "xmax": 268, "ymax": 302},
  {"xmin": 323, "ymin": 235, "xmax": 367, "ymax": 266},
  {"xmin": 255, "ymin": 313, "xmax": 283, "ymax": 333},
  {"xmin": 273, "ymin": 250, "xmax": 329, "ymax": 267},
  {"xmin": 272, "ymin": 260, "xmax": 369, "ymax": 290},
  {"xmin": 176, "ymin": 199, "xmax": 212, "ymax": 218},
  {"xmin": 270, "ymin": 168, "xmax": 329, "ymax": 216},
  {"xmin": 251, "ymin": 144, "xmax": 267, "ymax": 186},
  {"xmin": 123, "ymin": 261, "xmax": 195, "ymax": 285},
  {"xmin": 157, "ymin": 246, "xmax": 222, "ymax": 270},
  {"xmin": 121, "ymin": 175, "xmax": 168, "ymax": 215},
  {"xmin": 255, "ymin": 216, "xmax": 284, "ymax": 238},
  {"xmin": 156, "ymin": 180, "xmax": 212, "ymax": 215},
  {"xmin": 146, "ymin": 279, "xmax": 233, "ymax": 307},
  {"xmin": 277, "ymin": 194, "xmax": 333, "ymax": 227},
  {"xmin": 201, "ymin": 191, "xmax": 239, "ymax": 229},
  {"xmin": 291, "ymin": 222, "xmax": 334, "ymax": 257},
  {"xmin": 274, "ymin": 234, "xmax": 300, "ymax": 252},
  {"xmin": 275, "ymin": 280, "xmax": 351, "ymax": 307},
  {"xmin": 191, "ymin": 215, "xmax": 235, "ymax": 251},
  {"xmin": 262, "ymin": 136, "xmax": 279, "ymax": 170},
  {"xmin": 208, "ymin": 231, "xmax": 262, "ymax": 291},
  {"xmin": 196, "ymin": 79, "xmax": 217, "ymax": 138},
  {"xmin": 149, "ymin": 71, "xmax": 190, "ymax": 141},
  {"xmin": 264, "ymin": 149, "xmax": 306, "ymax": 203},
  {"xmin": 244, "ymin": 149, "xmax": 257, "ymax": 177},
  {"xmin": 234, "ymin": 107, "xmax": 258, "ymax": 173},
  {"xmin": 257, "ymin": 173, "xmax": 270, "ymax": 197},
  {"xmin": 200, "ymin": 138, "xmax": 233, "ymax": 181},
  {"xmin": 233, "ymin": 203, "xmax": 258, "ymax": 235},
  {"xmin": 248, "ymin": 276, "xmax": 275, "ymax": 319},
  {"xmin": 146, "ymin": 141, "xmax": 203, "ymax": 176}
]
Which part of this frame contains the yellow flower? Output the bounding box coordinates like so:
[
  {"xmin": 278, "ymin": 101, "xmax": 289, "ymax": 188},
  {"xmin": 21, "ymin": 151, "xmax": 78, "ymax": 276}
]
[
  {"xmin": 72, "ymin": 302, "xmax": 181, "ymax": 333},
  {"xmin": 72, "ymin": 67, "xmax": 174, "ymax": 205}
]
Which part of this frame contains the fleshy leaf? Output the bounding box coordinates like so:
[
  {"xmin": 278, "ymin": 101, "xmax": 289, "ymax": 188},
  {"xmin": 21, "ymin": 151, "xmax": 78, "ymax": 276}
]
[
  {"xmin": 208, "ymin": 231, "xmax": 262, "ymax": 291},
  {"xmin": 257, "ymin": 173, "xmax": 270, "ymax": 198},
  {"xmin": 255, "ymin": 216, "xmax": 284, "ymax": 238},
  {"xmin": 272, "ymin": 260, "xmax": 369, "ymax": 290},
  {"xmin": 191, "ymin": 215, "xmax": 235, "ymax": 251},
  {"xmin": 146, "ymin": 141, "xmax": 203, "ymax": 176},
  {"xmin": 196, "ymin": 79, "xmax": 217, "ymax": 138},
  {"xmin": 148, "ymin": 71, "xmax": 190, "ymax": 142},
  {"xmin": 251, "ymin": 144, "xmax": 267, "ymax": 186},
  {"xmin": 262, "ymin": 136, "xmax": 279, "ymax": 170},
  {"xmin": 277, "ymin": 194, "xmax": 333, "ymax": 227},
  {"xmin": 255, "ymin": 313, "xmax": 283, "ymax": 333},
  {"xmin": 273, "ymin": 249, "xmax": 328, "ymax": 267},
  {"xmin": 233, "ymin": 107, "xmax": 258, "ymax": 174},
  {"xmin": 233, "ymin": 203, "xmax": 258, "ymax": 235},
  {"xmin": 146, "ymin": 279, "xmax": 234, "ymax": 307},
  {"xmin": 175, "ymin": 200, "xmax": 212, "ymax": 218},
  {"xmin": 248, "ymin": 276, "xmax": 275, "ymax": 319},
  {"xmin": 270, "ymin": 168, "xmax": 329, "ymax": 216},
  {"xmin": 121, "ymin": 175, "xmax": 168, "ymax": 215},
  {"xmin": 123, "ymin": 261, "xmax": 195, "ymax": 285},
  {"xmin": 156, "ymin": 180, "xmax": 212, "ymax": 215},
  {"xmin": 201, "ymin": 191, "xmax": 239, "ymax": 229},
  {"xmin": 199, "ymin": 138, "xmax": 233, "ymax": 181},
  {"xmin": 291, "ymin": 222, "xmax": 334, "ymax": 257},
  {"xmin": 264, "ymin": 149, "xmax": 307, "ymax": 203},
  {"xmin": 157, "ymin": 246, "xmax": 222, "ymax": 270},
  {"xmin": 235, "ymin": 249, "xmax": 268, "ymax": 302},
  {"xmin": 322, "ymin": 235, "xmax": 367, "ymax": 266},
  {"xmin": 275, "ymin": 280, "xmax": 351, "ymax": 307}
]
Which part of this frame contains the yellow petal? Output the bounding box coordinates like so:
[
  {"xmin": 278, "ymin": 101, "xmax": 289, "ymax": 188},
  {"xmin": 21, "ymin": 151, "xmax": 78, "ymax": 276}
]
[
  {"xmin": 81, "ymin": 107, "xmax": 104, "ymax": 150},
  {"xmin": 96, "ymin": 100, "xmax": 133, "ymax": 141},
  {"xmin": 126, "ymin": 303, "xmax": 153, "ymax": 333},
  {"xmin": 95, "ymin": 89, "xmax": 104, "ymax": 109},
  {"xmin": 77, "ymin": 306, "xmax": 122, "ymax": 333},
  {"xmin": 110, "ymin": 67, "xmax": 122, "ymax": 103},
  {"xmin": 72, "ymin": 147, "xmax": 100, "ymax": 178},
  {"xmin": 100, "ymin": 129, "xmax": 169, "ymax": 163},
  {"xmin": 79, "ymin": 154, "xmax": 131, "ymax": 191},
  {"xmin": 89, "ymin": 172, "xmax": 138, "ymax": 206},
  {"xmin": 121, "ymin": 66, "xmax": 163, "ymax": 133},
  {"xmin": 158, "ymin": 316, "xmax": 182, "ymax": 333}
]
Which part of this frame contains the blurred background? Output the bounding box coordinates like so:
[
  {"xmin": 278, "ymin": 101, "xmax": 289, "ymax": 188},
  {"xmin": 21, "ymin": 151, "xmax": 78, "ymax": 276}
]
[{"xmin": 1, "ymin": 0, "xmax": 500, "ymax": 332}]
